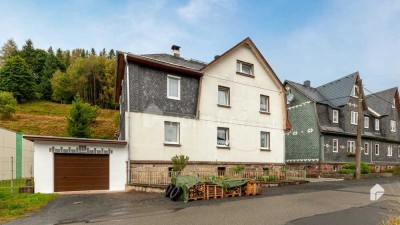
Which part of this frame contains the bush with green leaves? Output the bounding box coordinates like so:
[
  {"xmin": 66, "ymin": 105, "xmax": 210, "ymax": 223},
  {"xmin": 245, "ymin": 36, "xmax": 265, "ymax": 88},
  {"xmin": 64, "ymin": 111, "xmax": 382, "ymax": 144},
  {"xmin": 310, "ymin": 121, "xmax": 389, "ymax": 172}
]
[
  {"xmin": 171, "ymin": 155, "xmax": 189, "ymax": 172},
  {"xmin": 338, "ymin": 169, "xmax": 354, "ymax": 174},
  {"xmin": 341, "ymin": 162, "xmax": 371, "ymax": 174},
  {"xmin": 231, "ymin": 165, "xmax": 245, "ymax": 173},
  {"xmin": 0, "ymin": 91, "xmax": 17, "ymax": 120},
  {"xmin": 67, "ymin": 96, "xmax": 100, "ymax": 138}
]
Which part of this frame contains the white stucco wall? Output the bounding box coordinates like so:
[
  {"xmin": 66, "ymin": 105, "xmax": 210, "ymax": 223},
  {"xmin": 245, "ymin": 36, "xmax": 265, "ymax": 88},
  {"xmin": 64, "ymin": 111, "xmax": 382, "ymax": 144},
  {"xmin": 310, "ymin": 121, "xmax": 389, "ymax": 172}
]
[
  {"xmin": 128, "ymin": 44, "xmax": 286, "ymax": 164},
  {"xmin": 33, "ymin": 140, "xmax": 127, "ymax": 193}
]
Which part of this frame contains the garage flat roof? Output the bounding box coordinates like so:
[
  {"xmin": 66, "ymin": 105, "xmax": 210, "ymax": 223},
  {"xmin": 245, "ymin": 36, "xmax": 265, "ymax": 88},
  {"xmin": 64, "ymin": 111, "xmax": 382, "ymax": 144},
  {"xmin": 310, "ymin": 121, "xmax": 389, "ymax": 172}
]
[{"xmin": 23, "ymin": 135, "xmax": 127, "ymax": 145}]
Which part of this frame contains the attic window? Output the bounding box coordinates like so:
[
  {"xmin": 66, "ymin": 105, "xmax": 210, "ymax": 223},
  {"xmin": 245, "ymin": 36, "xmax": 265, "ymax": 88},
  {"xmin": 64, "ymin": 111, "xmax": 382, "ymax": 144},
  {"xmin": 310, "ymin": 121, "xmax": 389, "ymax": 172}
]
[
  {"xmin": 351, "ymin": 85, "xmax": 359, "ymax": 97},
  {"xmin": 236, "ymin": 61, "xmax": 254, "ymax": 77}
]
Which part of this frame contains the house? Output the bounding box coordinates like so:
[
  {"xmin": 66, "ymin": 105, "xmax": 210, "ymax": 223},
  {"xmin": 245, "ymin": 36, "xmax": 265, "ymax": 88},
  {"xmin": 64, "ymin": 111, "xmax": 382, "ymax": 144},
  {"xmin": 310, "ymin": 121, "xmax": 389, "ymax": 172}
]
[
  {"xmin": 0, "ymin": 127, "xmax": 34, "ymax": 180},
  {"xmin": 285, "ymin": 72, "xmax": 400, "ymax": 175},
  {"xmin": 114, "ymin": 37, "xmax": 290, "ymax": 180}
]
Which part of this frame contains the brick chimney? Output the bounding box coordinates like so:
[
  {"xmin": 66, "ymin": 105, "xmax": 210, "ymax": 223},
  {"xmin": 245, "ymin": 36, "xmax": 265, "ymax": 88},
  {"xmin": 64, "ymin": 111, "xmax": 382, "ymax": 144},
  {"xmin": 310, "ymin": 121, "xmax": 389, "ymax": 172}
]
[{"xmin": 171, "ymin": 45, "xmax": 181, "ymax": 57}]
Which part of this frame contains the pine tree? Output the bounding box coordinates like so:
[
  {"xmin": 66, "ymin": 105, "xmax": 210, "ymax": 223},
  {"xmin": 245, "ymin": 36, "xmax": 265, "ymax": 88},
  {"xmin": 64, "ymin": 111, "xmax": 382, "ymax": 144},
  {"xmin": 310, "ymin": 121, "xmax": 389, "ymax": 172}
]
[
  {"xmin": 56, "ymin": 48, "xmax": 64, "ymax": 63},
  {"xmin": 64, "ymin": 50, "xmax": 71, "ymax": 67},
  {"xmin": 47, "ymin": 47, "xmax": 54, "ymax": 55},
  {"xmin": 21, "ymin": 39, "xmax": 36, "ymax": 69},
  {"xmin": 90, "ymin": 48, "xmax": 96, "ymax": 56},
  {"xmin": 67, "ymin": 96, "xmax": 100, "ymax": 138},
  {"xmin": 0, "ymin": 56, "xmax": 35, "ymax": 102},
  {"xmin": 108, "ymin": 49, "xmax": 115, "ymax": 59},
  {"xmin": 100, "ymin": 48, "xmax": 106, "ymax": 57},
  {"xmin": 0, "ymin": 39, "xmax": 19, "ymax": 66}
]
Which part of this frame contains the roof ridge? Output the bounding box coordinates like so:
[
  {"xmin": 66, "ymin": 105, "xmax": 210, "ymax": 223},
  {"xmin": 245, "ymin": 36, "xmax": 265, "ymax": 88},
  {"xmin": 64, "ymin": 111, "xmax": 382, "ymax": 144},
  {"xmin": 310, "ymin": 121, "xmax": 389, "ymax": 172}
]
[
  {"xmin": 366, "ymin": 87, "xmax": 397, "ymax": 97},
  {"xmin": 316, "ymin": 71, "xmax": 358, "ymax": 89}
]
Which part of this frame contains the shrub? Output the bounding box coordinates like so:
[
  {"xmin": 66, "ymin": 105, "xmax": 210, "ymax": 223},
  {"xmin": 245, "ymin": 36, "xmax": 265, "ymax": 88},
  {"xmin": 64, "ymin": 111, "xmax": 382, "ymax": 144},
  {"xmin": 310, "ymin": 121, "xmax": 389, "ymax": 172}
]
[
  {"xmin": 0, "ymin": 91, "xmax": 17, "ymax": 120},
  {"xmin": 385, "ymin": 168, "xmax": 400, "ymax": 173},
  {"xmin": 232, "ymin": 165, "xmax": 245, "ymax": 173},
  {"xmin": 66, "ymin": 96, "xmax": 100, "ymax": 138},
  {"xmin": 341, "ymin": 162, "xmax": 371, "ymax": 174},
  {"xmin": 338, "ymin": 169, "xmax": 354, "ymax": 174},
  {"xmin": 171, "ymin": 155, "xmax": 189, "ymax": 173}
]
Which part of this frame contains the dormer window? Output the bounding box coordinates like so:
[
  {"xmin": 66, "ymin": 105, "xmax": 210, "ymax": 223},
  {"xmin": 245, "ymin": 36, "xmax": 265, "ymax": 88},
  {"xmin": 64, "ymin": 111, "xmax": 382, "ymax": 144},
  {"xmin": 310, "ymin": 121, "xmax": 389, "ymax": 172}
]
[
  {"xmin": 332, "ymin": 110, "xmax": 339, "ymax": 123},
  {"xmin": 375, "ymin": 119, "xmax": 380, "ymax": 131},
  {"xmin": 351, "ymin": 85, "xmax": 359, "ymax": 97},
  {"xmin": 236, "ymin": 60, "xmax": 254, "ymax": 77}
]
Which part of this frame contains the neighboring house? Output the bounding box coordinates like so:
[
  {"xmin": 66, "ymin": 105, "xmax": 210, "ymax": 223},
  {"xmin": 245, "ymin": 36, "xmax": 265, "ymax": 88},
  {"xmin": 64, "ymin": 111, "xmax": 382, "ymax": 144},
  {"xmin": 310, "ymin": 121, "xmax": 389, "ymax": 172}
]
[
  {"xmin": 115, "ymin": 37, "xmax": 290, "ymax": 177},
  {"xmin": 285, "ymin": 72, "xmax": 400, "ymax": 175},
  {"xmin": 0, "ymin": 127, "xmax": 34, "ymax": 180}
]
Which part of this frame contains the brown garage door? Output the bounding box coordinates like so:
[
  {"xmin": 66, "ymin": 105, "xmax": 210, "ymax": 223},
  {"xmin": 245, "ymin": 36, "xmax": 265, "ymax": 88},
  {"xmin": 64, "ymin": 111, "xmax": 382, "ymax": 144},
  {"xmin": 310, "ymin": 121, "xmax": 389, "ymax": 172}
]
[{"xmin": 54, "ymin": 154, "xmax": 109, "ymax": 192}]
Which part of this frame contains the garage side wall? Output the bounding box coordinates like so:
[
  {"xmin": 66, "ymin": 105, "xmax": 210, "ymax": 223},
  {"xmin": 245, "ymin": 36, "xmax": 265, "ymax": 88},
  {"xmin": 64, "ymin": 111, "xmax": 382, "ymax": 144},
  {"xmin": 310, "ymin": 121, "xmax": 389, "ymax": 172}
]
[{"xmin": 33, "ymin": 141, "xmax": 127, "ymax": 193}]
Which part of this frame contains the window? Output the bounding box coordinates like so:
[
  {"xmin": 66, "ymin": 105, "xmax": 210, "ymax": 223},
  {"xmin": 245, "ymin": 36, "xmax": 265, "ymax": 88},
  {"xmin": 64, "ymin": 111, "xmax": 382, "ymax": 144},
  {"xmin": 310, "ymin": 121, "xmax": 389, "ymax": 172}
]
[
  {"xmin": 387, "ymin": 145, "xmax": 393, "ymax": 156},
  {"xmin": 332, "ymin": 110, "xmax": 339, "ymax": 123},
  {"xmin": 347, "ymin": 141, "xmax": 355, "ymax": 153},
  {"xmin": 351, "ymin": 85, "xmax": 359, "ymax": 97},
  {"xmin": 217, "ymin": 127, "xmax": 229, "ymax": 146},
  {"xmin": 375, "ymin": 144, "xmax": 380, "ymax": 155},
  {"xmin": 364, "ymin": 142, "xmax": 369, "ymax": 155},
  {"xmin": 390, "ymin": 120, "xmax": 396, "ymax": 132},
  {"xmin": 364, "ymin": 116, "xmax": 369, "ymax": 128},
  {"xmin": 375, "ymin": 119, "xmax": 380, "ymax": 131},
  {"xmin": 167, "ymin": 75, "xmax": 180, "ymax": 100},
  {"xmin": 260, "ymin": 95, "xmax": 270, "ymax": 112},
  {"xmin": 236, "ymin": 61, "xmax": 254, "ymax": 76},
  {"xmin": 351, "ymin": 111, "xmax": 358, "ymax": 125},
  {"xmin": 217, "ymin": 167, "xmax": 226, "ymax": 176},
  {"xmin": 218, "ymin": 86, "xmax": 230, "ymax": 106},
  {"xmin": 164, "ymin": 121, "xmax": 180, "ymax": 144},
  {"xmin": 260, "ymin": 132, "xmax": 270, "ymax": 149},
  {"xmin": 333, "ymin": 139, "xmax": 338, "ymax": 153}
]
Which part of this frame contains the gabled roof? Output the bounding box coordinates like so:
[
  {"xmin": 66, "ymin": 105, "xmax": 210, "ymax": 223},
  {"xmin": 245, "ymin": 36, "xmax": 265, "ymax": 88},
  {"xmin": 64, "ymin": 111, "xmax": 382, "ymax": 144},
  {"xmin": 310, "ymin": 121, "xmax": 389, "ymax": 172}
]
[
  {"xmin": 201, "ymin": 37, "xmax": 285, "ymax": 91},
  {"xmin": 141, "ymin": 53, "xmax": 206, "ymax": 70},
  {"xmin": 365, "ymin": 87, "xmax": 398, "ymax": 116},
  {"xmin": 316, "ymin": 72, "xmax": 358, "ymax": 107},
  {"xmin": 285, "ymin": 80, "xmax": 335, "ymax": 107}
]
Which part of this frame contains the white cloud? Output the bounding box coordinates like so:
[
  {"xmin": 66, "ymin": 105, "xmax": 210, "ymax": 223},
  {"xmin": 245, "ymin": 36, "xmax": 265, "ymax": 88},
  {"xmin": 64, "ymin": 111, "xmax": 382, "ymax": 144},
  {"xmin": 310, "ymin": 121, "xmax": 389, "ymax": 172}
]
[{"xmin": 177, "ymin": 0, "xmax": 236, "ymax": 23}]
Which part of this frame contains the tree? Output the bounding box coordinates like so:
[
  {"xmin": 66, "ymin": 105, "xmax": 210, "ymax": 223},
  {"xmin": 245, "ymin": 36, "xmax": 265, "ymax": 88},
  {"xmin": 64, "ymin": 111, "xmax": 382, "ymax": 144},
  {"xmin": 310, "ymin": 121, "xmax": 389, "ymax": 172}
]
[
  {"xmin": 100, "ymin": 48, "xmax": 106, "ymax": 57},
  {"xmin": 51, "ymin": 70, "xmax": 74, "ymax": 103},
  {"xmin": 67, "ymin": 96, "xmax": 100, "ymax": 138},
  {"xmin": 39, "ymin": 53, "xmax": 66, "ymax": 100},
  {"xmin": 90, "ymin": 48, "xmax": 96, "ymax": 56},
  {"xmin": 0, "ymin": 39, "xmax": 19, "ymax": 66},
  {"xmin": 32, "ymin": 49, "xmax": 48, "ymax": 84},
  {"xmin": 64, "ymin": 50, "xmax": 71, "ymax": 67},
  {"xmin": 47, "ymin": 46, "xmax": 54, "ymax": 55},
  {"xmin": 108, "ymin": 49, "xmax": 115, "ymax": 59},
  {"xmin": 0, "ymin": 91, "xmax": 17, "ymax": 120},
  {"xmin": 0, "ymin": 56, "xmax": 35, "ymax": 102},
  {"xmin": 21, "ymin": 39, "xmax": 36, "ymax": 70},
  {"xmin": 56, "ymin": 48, "xmax": 64, "ymax": 64}
]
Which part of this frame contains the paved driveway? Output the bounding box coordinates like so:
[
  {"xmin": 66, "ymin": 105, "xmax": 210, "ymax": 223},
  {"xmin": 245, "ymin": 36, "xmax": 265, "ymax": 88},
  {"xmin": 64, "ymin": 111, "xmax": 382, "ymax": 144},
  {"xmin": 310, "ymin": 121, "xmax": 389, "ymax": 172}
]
[{"xmin": 4, "ymin": 177, "xmax": 400, "ymax": 225}]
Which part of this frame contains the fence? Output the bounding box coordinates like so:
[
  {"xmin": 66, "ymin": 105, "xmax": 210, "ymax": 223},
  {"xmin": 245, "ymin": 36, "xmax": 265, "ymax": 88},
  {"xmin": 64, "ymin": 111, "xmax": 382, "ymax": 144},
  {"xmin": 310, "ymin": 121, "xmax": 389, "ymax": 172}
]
[
  {"xmin": 0, "ymin": 157, "xmax": 34, "ymax": 194},
  {"xmin": 130, "ymin": 169, "xmax": 306, "ymax": 186}
]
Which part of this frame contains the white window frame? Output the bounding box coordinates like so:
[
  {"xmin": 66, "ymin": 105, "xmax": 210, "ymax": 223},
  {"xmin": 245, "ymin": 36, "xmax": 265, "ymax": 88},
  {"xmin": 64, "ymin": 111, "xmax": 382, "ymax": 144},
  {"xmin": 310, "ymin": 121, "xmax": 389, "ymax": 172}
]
[
  {"xmin": 236, "ymin": 60, "xmax": 254, "ymax": 75},
  {"xmin": 351, "ymin": 85, "xmax": 359, "ymax": 97},
  {"xmin": 375, "ymin": 144, "xmax": 380, "ymax": 155},
  {"xmin": 218, "ymin": 86, "xmax": 230, "ymax": 106},
  {"xmin": 333, "ymin": 139, "xmax": 338, "ymax": 153},
  {"xmin": 167, "ymin": 75, "xmax": 181, "ymax": 100},
  {"xmin": 260, "ymin": 95, "xmax": 270, "ymax": 113},
  {"xmin": 390, "ymin": 120, "xmax": 396, "ymax": 132},
  {"xmin": 364, "ymin": 116, "xmax": 369, "ymax": 128},
  {"xmin": 332, "ymin": 110, "xmax": 339, "ymax": 123},
  {"xmin": 351, "ymin": 111, "xmax": 358, "ymax": 125},
  {"xmin": 364, "ymin": 142, "xmax": 369, "ymax": 155},
  {"xmin": 347, "ymin": 141, "xmax": 355, "ymax": 153},
  {"xmin": 387, "ymin": 145, "xmax": 393, "ymax": 156},
  {"xmin": 164, "ymin": 121, "xmax": 180, "ymax": 144},
  {"xmin": 217, "ymin": 127, "xmax": 229, "ymax": 147},
  {"xmin": 375, "ymin": 119, "xmax": 380, "ymax": 131},
  {"xmin": 260, "ymin": 131, "xmax": 270, "ymax": 150}
]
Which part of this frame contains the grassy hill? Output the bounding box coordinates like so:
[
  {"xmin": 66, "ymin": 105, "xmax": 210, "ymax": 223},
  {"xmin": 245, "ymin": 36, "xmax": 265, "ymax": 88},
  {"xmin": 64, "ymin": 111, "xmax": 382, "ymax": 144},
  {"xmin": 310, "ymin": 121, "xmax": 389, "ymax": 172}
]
[{"xmin": 0, "ymin": 101, "xmax": 119, "ymax": 139}]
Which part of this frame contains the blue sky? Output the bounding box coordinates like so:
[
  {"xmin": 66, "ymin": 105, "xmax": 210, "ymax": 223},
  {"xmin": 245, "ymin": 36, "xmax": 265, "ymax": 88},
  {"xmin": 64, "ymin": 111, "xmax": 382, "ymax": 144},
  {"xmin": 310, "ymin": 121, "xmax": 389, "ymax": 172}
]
[{"xmin": 0, "ymin": 0, "xmax": 399, "ymax": 92}]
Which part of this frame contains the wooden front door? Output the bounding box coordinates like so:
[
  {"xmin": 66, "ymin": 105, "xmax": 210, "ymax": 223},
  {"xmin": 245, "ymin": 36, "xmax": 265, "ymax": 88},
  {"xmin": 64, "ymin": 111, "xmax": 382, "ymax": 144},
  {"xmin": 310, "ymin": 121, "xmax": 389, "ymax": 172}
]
[{"xmin": 54, "ymin": 154, "xmax": 109, "ymax": 192}]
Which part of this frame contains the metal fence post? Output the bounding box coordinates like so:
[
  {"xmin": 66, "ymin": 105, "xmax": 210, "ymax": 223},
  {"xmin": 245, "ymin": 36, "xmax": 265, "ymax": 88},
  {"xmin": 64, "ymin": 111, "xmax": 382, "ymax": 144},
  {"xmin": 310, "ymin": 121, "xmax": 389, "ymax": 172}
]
[{"xmin": 11, "ymin": 156, "xmax": 14, "ymax": 194}]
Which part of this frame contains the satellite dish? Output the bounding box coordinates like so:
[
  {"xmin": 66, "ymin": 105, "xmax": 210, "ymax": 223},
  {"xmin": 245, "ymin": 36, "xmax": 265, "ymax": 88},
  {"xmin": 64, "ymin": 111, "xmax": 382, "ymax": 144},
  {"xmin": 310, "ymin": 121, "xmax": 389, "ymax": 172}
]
[{"xmin": 287, "ymin": 93, "xmax": 294, "ymax": 102}]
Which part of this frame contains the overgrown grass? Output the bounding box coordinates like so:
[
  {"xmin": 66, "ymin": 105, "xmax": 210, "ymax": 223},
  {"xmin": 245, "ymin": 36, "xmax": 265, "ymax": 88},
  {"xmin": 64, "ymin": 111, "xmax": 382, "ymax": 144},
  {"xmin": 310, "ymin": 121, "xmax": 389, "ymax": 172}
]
[
  {"xmin": 0, "ymin": 100, "xmax": 118, "ymax": 139},
  {"xmin": 0, "ymin": 179, "xmax": 26, "ymax": 195},
  {"xmin": 382, "ymin": 216, "xmax": 400, "ymax": 225},
  {"xmin": 0, "ymin": 192, "xmax": 58, "ymax": 221}
]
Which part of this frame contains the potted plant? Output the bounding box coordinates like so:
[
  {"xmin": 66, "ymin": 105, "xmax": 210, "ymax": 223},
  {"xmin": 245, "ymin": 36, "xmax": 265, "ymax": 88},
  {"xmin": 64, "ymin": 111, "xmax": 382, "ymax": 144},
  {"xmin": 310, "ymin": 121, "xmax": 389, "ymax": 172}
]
[{"xmin": 346, "ymin": 152, "xmax": 356, "ymax": 157}]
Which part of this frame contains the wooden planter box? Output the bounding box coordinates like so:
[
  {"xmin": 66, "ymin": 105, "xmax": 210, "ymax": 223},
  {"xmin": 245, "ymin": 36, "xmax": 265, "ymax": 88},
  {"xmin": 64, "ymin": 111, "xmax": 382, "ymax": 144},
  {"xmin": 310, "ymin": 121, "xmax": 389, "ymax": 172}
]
[
  {"xmin": 205, "ymin": 184, "xmax": 224, "ymax": 199},
  {"xmin": 224, "ymin": 186, "xmax": 241, "ymax": 198},
  {"xmin": 245, "ymin": 180, "xmax": 262, "ymax": 196},
  {"xmin": 188, "ymin": 183, "xmax": 206, "ymax": 201},
  {"xmin": 19, "ymin": 186, "xmax": 34, "ymax": 194}
]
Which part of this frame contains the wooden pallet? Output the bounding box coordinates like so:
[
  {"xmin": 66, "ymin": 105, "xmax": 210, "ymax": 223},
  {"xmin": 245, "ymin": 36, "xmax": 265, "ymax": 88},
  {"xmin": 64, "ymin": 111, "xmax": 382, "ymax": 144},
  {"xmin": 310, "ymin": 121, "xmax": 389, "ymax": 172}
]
[
  {"xmin": 245, "ymin": 180, "xmax": 262, "ymax": 196},
  {"xmin": 224, "ymin": 186, "xmax": 241, "ymax": 198},
  {"xmin": 188, "ymin": 183, "xmax": 206, "ymax": 201},
  {"xmin": 205, "ymin": 184, "xmax": 224, "ymax": 199}
]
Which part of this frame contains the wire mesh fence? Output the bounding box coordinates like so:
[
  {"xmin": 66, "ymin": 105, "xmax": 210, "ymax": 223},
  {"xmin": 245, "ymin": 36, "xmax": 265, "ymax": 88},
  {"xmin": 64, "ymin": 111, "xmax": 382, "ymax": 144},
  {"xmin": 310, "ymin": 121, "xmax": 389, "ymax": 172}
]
[{"xmin": 0, "ymin": 157, "xmax": 34, "ymax": 194}]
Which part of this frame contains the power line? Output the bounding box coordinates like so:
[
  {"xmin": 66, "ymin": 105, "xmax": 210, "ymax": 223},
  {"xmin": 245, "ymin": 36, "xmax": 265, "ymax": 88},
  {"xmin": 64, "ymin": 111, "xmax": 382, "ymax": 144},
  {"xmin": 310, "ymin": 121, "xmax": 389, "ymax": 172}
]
[
  {"xmin": 205, "ymin": 74, "xmax": 282, "ymax": 93},
  {"xmin": 363, "ymin": 87, "xmax": 394, "ymax": 106}
]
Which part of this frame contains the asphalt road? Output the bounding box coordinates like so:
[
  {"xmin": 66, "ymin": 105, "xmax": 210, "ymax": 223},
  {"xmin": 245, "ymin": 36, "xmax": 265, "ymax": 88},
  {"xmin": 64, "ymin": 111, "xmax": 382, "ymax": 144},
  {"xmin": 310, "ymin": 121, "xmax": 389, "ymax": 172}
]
[{"xmin": 4, "ymin": 177, "xmax": 400, "ymax": 225}]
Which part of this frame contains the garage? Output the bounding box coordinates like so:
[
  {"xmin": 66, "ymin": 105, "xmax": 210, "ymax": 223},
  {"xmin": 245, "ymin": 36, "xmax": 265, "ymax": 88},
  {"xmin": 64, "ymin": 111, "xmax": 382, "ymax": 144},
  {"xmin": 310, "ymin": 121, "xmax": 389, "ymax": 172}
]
[
  {"xmin": 23, "ymin": 135, "xmax": 128, "ymax": 193},
  {"xmin": 54, "ymin": 154, "xmax": 110, "ymax": 192}
]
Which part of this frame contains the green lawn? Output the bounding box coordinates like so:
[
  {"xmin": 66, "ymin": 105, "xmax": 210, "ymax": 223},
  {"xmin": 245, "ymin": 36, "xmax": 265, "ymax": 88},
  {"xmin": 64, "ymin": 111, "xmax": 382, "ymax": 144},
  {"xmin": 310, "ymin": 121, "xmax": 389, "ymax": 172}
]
[
  {"xmin": 0, "ymin": 179, "xmax": 27, "ymax": 195},
  {"xmin": 0, "ymin": 193, "xmax": 58, "ymax": 221}
]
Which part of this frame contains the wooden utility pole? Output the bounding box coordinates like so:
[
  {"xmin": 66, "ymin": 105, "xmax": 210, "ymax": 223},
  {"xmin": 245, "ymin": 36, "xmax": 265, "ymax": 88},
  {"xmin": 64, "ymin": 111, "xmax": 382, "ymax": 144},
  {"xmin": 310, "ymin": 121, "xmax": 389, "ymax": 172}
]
[{"xmin": 356, "ymin": 77, "xmax": 363, "ymax": 180}]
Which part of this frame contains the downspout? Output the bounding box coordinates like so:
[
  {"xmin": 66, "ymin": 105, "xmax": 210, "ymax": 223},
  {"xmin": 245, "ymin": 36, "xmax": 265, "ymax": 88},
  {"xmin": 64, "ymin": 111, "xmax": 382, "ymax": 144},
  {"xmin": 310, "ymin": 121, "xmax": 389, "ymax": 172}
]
[{"xmin": 124, "ymin": 53, "xmax": 131, "ymax": 184}]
